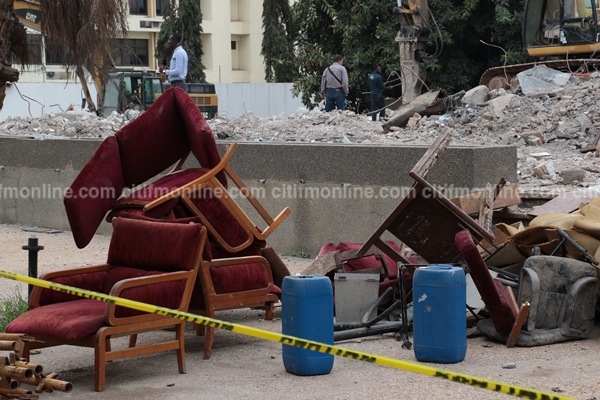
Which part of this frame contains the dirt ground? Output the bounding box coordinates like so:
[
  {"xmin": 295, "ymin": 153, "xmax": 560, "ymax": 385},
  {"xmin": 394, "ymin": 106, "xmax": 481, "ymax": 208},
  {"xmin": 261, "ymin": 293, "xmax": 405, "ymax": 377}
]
[{"xmin": 1, "ymin": 223, "xmax": 599, "ymax": 400}]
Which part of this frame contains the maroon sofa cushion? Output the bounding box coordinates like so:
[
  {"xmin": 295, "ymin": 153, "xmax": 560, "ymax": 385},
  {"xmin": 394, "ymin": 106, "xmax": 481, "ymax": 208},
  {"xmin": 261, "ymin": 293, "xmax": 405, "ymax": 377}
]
[
  {"xmin": 104, "ymin": 266, "xmax": 186, "ymax": 318},
  {"xmin": 115, "ymin": 87, "xmax": 225, "ymax": 188},
  {"xmin": 455, "ymin": 229, "xmax": 515, "ymax": 335},
  {"xmin": 64, "ymin": 87, "xmax": 225, "ymax": 250},
  {"xmin": 6, "ymin": 299, "xmax": 106, "ymax": 341},
  {"xmin": 111, "ymin": 212, "xmax": 212, "ymax": 261},
  {"xmin": 318, "ymin": 241, "xmax": 414, "ymax": 279},
  {"xmin": 64, "ymin": 136, "xmax": 125, "ymax": 249},
  {"xmin": 108, "ymin": 218, "xmax": 203, "ymax": 272},
  {"xmin": 38, "ymin": 270, "xmax": 109, "ymax": 307}
]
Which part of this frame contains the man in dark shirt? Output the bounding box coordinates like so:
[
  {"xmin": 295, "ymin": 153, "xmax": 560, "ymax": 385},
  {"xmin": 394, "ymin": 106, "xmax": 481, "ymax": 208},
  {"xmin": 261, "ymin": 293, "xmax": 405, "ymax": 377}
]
[{"xmin": 368, "ymin": 66, "xmax": 391, "ymax": 121}]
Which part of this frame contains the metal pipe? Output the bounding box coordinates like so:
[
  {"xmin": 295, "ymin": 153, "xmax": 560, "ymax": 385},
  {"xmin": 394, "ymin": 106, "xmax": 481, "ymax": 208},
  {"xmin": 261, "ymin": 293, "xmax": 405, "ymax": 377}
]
[
  {"xmin": 22, "ymin": 236, "xmax": 44, "ymax": 299},
  {"xmin": 334, "ymin": 322, "xmax": 405, "ymax": 341}
]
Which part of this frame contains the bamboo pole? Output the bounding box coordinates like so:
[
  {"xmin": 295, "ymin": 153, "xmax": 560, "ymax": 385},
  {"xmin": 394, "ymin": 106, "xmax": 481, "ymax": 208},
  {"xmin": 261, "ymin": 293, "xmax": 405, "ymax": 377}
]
[
  {"xmin": 0, "ymin": 365, "xmax": 34, "ymax": 380},
  {"xmin": 0, "ymin": 341, "xmax": 17, "ymax": 351},
  {"xmin": 0, "ymin": 377, "xmax": 20, "ymax": 389},
  {"xmin": 21, "ymin": 373, "xmax": 73, "ymax": 393},
  {"xmin": 13, "ymin": 361, "xmax": 43, "ymax": 376}
]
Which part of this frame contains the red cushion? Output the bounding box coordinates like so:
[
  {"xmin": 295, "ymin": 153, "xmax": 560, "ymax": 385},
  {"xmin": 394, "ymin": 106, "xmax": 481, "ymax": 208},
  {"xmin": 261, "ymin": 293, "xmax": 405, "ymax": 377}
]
[
  {"xmin": 115, "ymin": 88, "xmax": 225, "ymax": 188},
  {"xmin": 108, "ymin": 218, "xmax": 203, "ymax": 272},
  {"xmin": 104, "ymin": 266, "xmax": 186, "ymax": 318},
  {"xmin": 39, "ymin": 270, "xmax": 109, "ymax": 306},
  {"xmin": 64, "ymin": 136, "xmax": 125, "ymax": 249},
  {"xmin": 455, "ymin": 229, "xmax": 515, "ymax": 335},
  {"xmin": 210, "ymin": 263, "xmax": 269, "ymax": 294},
  {"xmin": 111, "ymin": 212, "xmax": 212, "ymax": 261},
  {"xmin": 189, "ymin": 261, "xmax": 271, "ymax": 311},
  {"xmin": 6, "ymin": 299, "xmax": 106, "ymax": 341},
  {"xmin": 318, "ymin": 241, "xmax": 408, "ymax": 279},
  {"xmin": 188, "ymin": 186, "xmax": 253, "ymax": 249}
]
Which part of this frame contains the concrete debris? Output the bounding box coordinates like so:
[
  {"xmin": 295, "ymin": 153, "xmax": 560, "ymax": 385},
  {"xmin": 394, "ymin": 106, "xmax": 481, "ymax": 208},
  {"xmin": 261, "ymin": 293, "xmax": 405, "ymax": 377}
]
[
  {"xmin": 1, "ymin": 67, "xmax": 600, "ymax": 198},
  {"xmin": 517, "ymin": 64, "xmax": 579, "ymax": 95}
]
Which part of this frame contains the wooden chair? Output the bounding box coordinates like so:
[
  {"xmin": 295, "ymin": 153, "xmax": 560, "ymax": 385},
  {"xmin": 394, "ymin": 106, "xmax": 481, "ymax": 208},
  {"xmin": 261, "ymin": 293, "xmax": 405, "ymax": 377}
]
[
  {"xmin": 190, "ymin": 254, "xmax": 279, "ymax": 360},
  {"xmin": 64, "ymin": 86, "xmax": 290, "ymax": 255},
  {"xmin": 347, "ymin": 128, "xmax": 495, "ymax": 269},
  {"xmin": 119, "ymin": 141, "xmax": 291, "ymax": 254},
  {"xmin": 5, "ymin": 217, "xmax": 208, "ymax": 391}
]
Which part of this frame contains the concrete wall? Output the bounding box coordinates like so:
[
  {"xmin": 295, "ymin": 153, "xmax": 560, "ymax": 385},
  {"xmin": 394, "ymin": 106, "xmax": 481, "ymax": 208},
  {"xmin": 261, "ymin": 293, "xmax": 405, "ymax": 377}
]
[
  {"xmin": 0, "ymin": 82, "xmax": 303, "ymax": 121},
  {"xmin": 0, "ymin": 137, "xmax": 517, "ymax": 256}
]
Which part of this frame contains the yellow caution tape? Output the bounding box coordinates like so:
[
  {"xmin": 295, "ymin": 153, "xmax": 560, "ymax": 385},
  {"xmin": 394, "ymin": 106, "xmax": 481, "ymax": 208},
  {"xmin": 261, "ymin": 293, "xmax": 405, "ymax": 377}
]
[{"xmin": 0, "ymin": 270, "xmax": 574, "ymax": 400}]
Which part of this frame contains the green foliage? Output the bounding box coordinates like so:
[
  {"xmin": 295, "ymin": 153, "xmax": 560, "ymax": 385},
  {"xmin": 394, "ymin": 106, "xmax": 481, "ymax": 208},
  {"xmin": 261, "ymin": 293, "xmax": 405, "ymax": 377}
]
[
  {"xmin": 0, "ymin": 289, "xmax": 28, "ymax": 333},
  {"xmin": 291, "ymin": 0, "xmax": 535, "ymax": 110},
  {"xmin": 292, "ymin": 0, "xmax": 400, "ymax": 111},
  {"xmin": 261, "ymin": 0, "xmax": 297, "ymax": 82},
  {"xmin": 155, "ymin": 0, "xmax": 206, "ymax": 83}
]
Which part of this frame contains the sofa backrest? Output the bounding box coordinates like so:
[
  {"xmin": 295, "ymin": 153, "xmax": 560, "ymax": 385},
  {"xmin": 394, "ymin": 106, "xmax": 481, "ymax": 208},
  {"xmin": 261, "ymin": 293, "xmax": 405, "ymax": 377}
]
[{"xmin": 108, "ymin": 217, "xmax": 204, "ymax": 272}]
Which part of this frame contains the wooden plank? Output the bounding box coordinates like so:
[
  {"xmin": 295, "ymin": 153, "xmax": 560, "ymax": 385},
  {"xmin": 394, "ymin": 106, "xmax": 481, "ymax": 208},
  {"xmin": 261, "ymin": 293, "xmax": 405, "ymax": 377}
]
[
  {"xmin": 527, "ymin": 191, "xmax": 599, "ymax": 216},
  {"xmin": 451, "ymin": 183, "xmax": 521, "ymax": 215},
  {"xmin": 506, "ymin": 302, "xmax": 530, "ymax": 348}
]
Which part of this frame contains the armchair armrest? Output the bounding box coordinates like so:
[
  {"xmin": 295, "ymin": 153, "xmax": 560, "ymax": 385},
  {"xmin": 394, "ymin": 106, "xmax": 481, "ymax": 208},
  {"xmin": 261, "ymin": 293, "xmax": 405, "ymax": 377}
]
[
  {"xmin": 105, "ymin": 270, "xmax": 197, "ymax": 326},
  {"xmin": 31, "ymin": 264, "xmax": 111, "ymax": 308}
]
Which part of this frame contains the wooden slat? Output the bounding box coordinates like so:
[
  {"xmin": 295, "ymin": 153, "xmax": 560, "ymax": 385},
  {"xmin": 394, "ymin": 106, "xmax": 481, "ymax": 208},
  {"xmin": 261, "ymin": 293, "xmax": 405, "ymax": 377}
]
[{"xmin": 451, "ymin": 183, "xmax": 521, "ymax": 216}]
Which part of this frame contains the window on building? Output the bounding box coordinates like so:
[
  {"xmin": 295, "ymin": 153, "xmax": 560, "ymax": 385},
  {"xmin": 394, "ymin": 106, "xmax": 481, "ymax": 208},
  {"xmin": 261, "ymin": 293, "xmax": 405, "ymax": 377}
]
[
  {"xmin": 111, "ymin": 39, "xmax": 149, "ymax": 66},
  {"xmin": 12, "ymin": 34, "xmax": 43, "ymax": 65},
  {"xmin": 156, "ymin": 0, "xmax": 169, "ymax": 15},
  {"xmin": 26, "ymin": 34, "xmax": 43, "ymax": 65},
  {"xmin": 231, "ymin": 41, "xmax": 236, "ymax": 50},
  {"xmin": 45, "ymin": 40, "xmax": 73, "ymax": 65},
  {"xmin": 130, "ymin": 0, "xmax": 147, "ymax": 15}
]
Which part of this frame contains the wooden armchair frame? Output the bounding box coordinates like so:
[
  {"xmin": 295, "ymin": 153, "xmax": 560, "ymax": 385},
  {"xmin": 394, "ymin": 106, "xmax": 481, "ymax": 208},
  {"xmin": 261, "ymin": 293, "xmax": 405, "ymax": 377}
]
[
  {"xmin": 191, "ymin": 255, "xmax": 278, "ymax": 360},
  {"xmin": 142, "ymin": 142, "xmax": 291, "ymax": 253},
  {"xmin": 15, "ymin": 224, "xmax": 207, "ymax": 392}
]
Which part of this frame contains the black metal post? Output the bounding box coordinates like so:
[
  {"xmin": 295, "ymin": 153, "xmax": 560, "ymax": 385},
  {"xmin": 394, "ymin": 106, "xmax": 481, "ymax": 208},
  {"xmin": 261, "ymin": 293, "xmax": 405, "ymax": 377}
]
[{"xmin": 22, "ymin": 236, "xmax": 44, "ymax": 299}]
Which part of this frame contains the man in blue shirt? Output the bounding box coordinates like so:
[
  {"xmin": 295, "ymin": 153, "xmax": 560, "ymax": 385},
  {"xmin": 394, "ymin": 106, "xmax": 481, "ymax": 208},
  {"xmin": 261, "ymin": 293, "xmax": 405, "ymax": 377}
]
[
  {"xmin": 368, "ymin": 66, "xmax": 390, "ymax": 121},
  {"xmin": 159, "ymin": 33, "xmax": 189, "ymax": 91}
]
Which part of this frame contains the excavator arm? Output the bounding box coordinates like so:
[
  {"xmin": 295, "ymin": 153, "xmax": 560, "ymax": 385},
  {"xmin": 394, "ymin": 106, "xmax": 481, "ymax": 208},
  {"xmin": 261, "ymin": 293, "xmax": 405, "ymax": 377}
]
[{"xmin": 393, "ymin": 0, "xmax": 430, "ymax": 103}]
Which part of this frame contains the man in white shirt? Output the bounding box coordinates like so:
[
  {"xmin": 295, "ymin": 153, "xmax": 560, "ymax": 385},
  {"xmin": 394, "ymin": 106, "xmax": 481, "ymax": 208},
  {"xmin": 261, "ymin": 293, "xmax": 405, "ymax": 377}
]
[{"xmin": 159, "ymin": 33, "xmax": 189, "ymax": 91}]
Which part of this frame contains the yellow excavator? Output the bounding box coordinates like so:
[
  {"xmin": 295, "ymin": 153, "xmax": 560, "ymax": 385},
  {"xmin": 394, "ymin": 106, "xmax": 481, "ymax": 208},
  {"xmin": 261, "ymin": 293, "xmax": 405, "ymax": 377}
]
[
  {"xmin": 395, "ymin": 0, "xmax": 600, "ymax": 96},
  {"xmin": 480, "ymin": 0, "xmax": 600, "ymax": 88},
  {"xmin": 13, "ymin": 0, "xmax": 218, "ymax": 118}
]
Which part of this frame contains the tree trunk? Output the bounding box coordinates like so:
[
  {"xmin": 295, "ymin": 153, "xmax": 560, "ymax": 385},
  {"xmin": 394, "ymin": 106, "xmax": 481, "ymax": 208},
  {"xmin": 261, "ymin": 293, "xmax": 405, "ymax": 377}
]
[
  {"xmin": 0, "ymin": 63, "xmax": 20, "ymax": 110},
  {"xmin": 76, "ymin": 66, "xmax": 96, "ymax": 114}
]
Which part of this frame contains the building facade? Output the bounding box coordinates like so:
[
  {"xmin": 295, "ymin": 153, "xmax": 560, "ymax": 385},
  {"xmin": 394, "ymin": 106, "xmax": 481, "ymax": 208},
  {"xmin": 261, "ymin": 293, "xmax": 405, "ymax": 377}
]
[{"xmin": 14, "ymin": 0, "xmax": 268, "ymax": 84}]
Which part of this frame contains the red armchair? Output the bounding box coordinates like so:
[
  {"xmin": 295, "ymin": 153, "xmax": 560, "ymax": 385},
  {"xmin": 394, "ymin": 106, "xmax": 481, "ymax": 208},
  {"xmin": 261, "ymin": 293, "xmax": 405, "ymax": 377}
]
[{"xmin": 5, "ymin": 217, "xmax": 207, "ymax": 391}]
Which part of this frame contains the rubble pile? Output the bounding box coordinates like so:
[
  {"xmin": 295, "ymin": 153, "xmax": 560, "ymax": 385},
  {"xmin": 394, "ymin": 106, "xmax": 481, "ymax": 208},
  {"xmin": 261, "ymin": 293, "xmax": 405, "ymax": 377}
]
[{"xmin": 2, "ymin": 70, "xmax": 600, "ymax": 196}]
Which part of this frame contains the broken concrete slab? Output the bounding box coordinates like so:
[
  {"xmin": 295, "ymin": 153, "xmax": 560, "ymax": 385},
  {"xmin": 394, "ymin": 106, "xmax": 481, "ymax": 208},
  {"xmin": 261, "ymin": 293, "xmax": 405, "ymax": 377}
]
[
  {"xmin": 517, "ymin": 65, "xmax": 580, "ymax": 95},
  {"xmin": 462, "ymin": 85, "xmax": 490, "ymax": 105}
]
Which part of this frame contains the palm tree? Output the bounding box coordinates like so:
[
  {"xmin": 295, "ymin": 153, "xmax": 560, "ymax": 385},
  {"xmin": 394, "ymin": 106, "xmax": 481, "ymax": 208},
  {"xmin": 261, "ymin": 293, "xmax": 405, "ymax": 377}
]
[
  {"xmin": 0, "ymin": 0, "xmax": 128, "ymax": 113},
  {"xmin": 0, "ymin": 0, "xmax": 29, "ymax": 110}
]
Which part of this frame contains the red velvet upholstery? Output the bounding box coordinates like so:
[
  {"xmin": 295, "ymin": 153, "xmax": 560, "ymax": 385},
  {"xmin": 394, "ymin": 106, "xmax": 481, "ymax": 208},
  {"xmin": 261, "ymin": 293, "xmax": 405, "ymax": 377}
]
[
  {"xmin": 108, "ymin": 212, "xmax": 212, "ymax": 260},
  {"xmin": 39, "ymin": 271, "xmax": 108, "ymax": 306},
  {"xmin": 105, "ymin": 266, "xmax": 186, "ymax": 318},
  {"xmin": 455, "ymin": 229, "xmax": 515, "ymax": 335},
  {"xmin": 114, "ymin": 88, "xmax": 224, "ymax": 188},
  {"xmin": 64, "ymin": 87, "xmax": 224, "ymax": 249},
  {"xmin": 64, "ymin": 136, "xmax": 125, "ymax": 249},
  {"xmin": 7, "ymin": 299, "xmax": 106, "ymax": 340},
  {"xmin": 318, "ymin": 241, "xmax": 407, "ymax": 278},
  {"xmin": 9, "ymin": 218, "xmax": 205, "ymax": 340},
  {"xmin": 108, "ymin": 217, "xmax": 202, "ymax": 272},
  {"xmin": 210, "ymin": 263, "xmax": 270, "ymax": 293}
]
